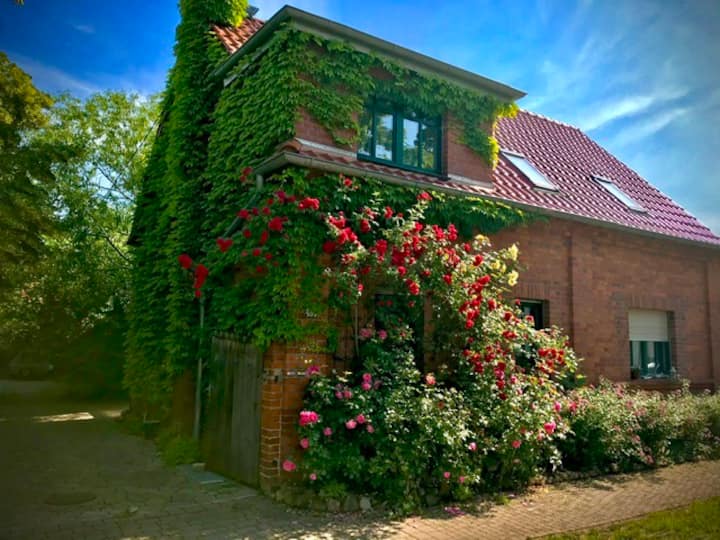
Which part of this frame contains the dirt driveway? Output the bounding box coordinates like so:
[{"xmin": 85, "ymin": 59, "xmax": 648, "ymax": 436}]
[{"xmin": 2, "ymin": 383, "xmax": 719, "ymax": 540}]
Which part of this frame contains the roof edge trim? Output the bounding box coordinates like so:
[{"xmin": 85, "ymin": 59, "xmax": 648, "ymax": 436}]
[{"xmin": 211, "ymin": 5, "xmax": 526, "ymax": 101}]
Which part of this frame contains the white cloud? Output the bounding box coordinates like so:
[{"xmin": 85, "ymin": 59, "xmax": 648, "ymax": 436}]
[
  {"xmin": 611, "ymin": 107, "xmax": 690, "ymax": 147},
  {"xmin": 72, "ymin": 23, "xmax": 95, "ymax": 34},
  {"xmin": 579, "ymin": 87, "xmax": 688, "ymax": 131},
  {"xmin": 7, "ymin": 52, "xmax": 100, "ymax": 96}
]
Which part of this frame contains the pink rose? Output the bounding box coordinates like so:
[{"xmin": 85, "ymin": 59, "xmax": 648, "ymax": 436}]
[
  {"xmin": 346, "ymin": 419, "xmax": 357, "ymax": 430},
  {"xmin": 543, "ymin": 421, "xmax": 556, "ymax": 435},
  {"xmin": 356, "ymin": 414, "xmax": 366, "ymax": 424},
  {"xmin": 468, "ymin": 442, "xmax": 477, "ymax": 452},
  {"xmin": 309, "ymin": 473, "xmax": 317, "ymax": 481},
  {"xmin": 282, "ymin": 460, "xmax": 296, "ymax": 472},
  {"xmin": 298, "ymin": 410, "xmax": 319, "ymax": 426},
  {"xmin": 512, "ymin": 439, "xmax": 521, "ymax": 449},
  {"xmin": 335, "ymin": 391, "xmax": 343, "ymax": 400},
  {"xmin": 323, "ymin": 427, "xmax": 332, "ymax": 437},
  {"xmin": 366, "ymin": 424, "xmax": 374, "ymax": 433},
  {"xmin": 443, "ymin": 471, "xmax": 451, "ymax": 479},
  {"xmin": 305, "ymin": 365, "xmax": 320, "ymax": 377},
  {"xmin": 425, "ymin": 373, "xmax": 436, "ymax": 386},
  {"xmin": 554, "ymin": 401, "xmax": 562, "ymax": 413},
  {"xmin": 459, "ymin": 476, "xmax": 466, "ymax": 484},
  {"xmin": 378, "ymin": 330, "xmax": 388, "ymax": 340},
  {"xmin": 362, "ymin": 373, "xmax": 372, "ymax": 383},
  {"xmin": 359, "ymin": 328, "xmax": 373, "ymax": 340},
  {"xmin": 361, "ymin": 381, "xmax": 372, "ymax": 391},
  {"xmin": 299, "ymin": 438, "xmax": 309, "ymax": 449},
  {"xmin": 343, "ymin": 389, "xmax": 353, "ymax": 400}
]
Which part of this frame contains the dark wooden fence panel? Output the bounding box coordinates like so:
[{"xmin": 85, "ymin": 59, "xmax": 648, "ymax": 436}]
[{"xmin": 202, "ymin": 335, "xmax": 262, "ymax": 486}]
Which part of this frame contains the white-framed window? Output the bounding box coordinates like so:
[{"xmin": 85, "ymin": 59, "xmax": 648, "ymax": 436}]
[
  {"xmin": 593, "ymin": 175, "xmax": 645, "ymax": 212},
  {"xmin": 501, "ymin": 150, "xmax": 558, "ymax": 191},
  {"xmin": 628, "ymin": 309, "xmax": 673, "ymax": 379}
]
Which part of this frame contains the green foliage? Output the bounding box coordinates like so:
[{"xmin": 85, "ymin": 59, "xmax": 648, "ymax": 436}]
[
  {"xmin": 126, "ymin": 0, "xmax": 248, "ymax": 415},
  {"xmin": 127, "ymin": 16, "xmax": 526, "ymax": 416},
  {"xmin": 0, "ymin": 89, "xmax": 158, "ymax": 397},
  {"xmin": 157, "ymin": 429, "xmax": 201, "ymax": 466},
  {"xmin": 0, "ymin": 52, "xmax": 59, "ymax": 289},
  {"xmin": 292, "ymin": 194, "xmax": 575, "ymax": 511},
  {"xmin": 559, "ymin": 381, "xmax": 720, "ymax": 473},
  {"xmin": 543, "ymin": 497, "xmax": 720, "ymax": 540}
]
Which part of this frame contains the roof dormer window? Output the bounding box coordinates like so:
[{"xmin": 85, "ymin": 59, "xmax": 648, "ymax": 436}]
[
  {"xmin": 593, "ymin": 175, "xmax": 645, "ymax": 212},
  {"xmin": 501, "ymin": 150, "xmax": 558, "ymax": 191}
]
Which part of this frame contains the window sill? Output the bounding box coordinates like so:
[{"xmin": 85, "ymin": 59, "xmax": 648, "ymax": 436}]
[
  {"xmin": 627, "ymin": 378, "xmax": 682, "ymax": 391},
  {"xmin": 357, "ymin": 154, "xmax": 445, "ymax": 179}
]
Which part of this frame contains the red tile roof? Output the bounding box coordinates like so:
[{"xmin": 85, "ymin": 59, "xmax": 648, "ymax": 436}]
[
  {"xmin": 212, "ymin": 18, "xmax": 264, "ymax": 54},
  {"xmin": 495, "ymin": 111, "xmax": 720, "ymax": 246},
  {"xmin": 212, "ymin": 22, "xmax": 720, "ymax": 247}
]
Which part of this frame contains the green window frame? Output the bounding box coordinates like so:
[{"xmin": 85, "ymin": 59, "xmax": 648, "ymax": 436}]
[{"xmin": 358, "ymin": 101, "xmax": 441, "ymax": 174}]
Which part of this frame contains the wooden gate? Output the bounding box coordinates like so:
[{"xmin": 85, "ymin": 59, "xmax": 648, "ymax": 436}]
[{"xmin": 202, "ymin": 335, "xmax": 262, "ymax": 486}]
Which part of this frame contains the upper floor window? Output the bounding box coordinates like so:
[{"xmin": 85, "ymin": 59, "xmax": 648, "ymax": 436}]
[
  {"xmin": 593, "ymin": 175, "xmax": 645, "ymax": 212},
  {"xmin": 501, "ymin": 150, "xmax": 558, "ymax": 191},
  {"xmin": 358, "ymin": 102, "xmax": 441, "ymax": 174}
]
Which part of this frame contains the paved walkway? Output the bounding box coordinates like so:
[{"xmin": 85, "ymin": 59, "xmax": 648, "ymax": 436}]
[{"xmin": 1, "ymin": 393, "xmax": 719, "ymax": 540}]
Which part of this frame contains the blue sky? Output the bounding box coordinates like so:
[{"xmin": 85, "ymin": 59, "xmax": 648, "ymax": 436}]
[{"xmin": 2, "ymin": 0, "xmax": 718, "ymax": 234}]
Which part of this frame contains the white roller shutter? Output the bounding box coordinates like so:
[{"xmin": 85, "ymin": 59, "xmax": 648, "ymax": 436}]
[{"xmin": 628, "ymin": 310, "xmax": 668, "ymax": 342}]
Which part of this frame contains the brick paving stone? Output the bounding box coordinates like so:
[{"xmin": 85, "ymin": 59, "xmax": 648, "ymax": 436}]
[{"xmin": 2, "ymin": 397, "xmax": 720, "ymax": 539}]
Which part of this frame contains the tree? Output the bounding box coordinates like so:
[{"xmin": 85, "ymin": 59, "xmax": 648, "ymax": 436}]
[
  {"xmin": 0, "ymin": 52, "xmax": 59, "ymax": 289},
  {"xmin": 0, "ymin": 89, "xmax": 160, "ymax": 394}
]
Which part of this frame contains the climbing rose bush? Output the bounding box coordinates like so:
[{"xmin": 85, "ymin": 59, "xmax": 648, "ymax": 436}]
[{"xmin": 291, "ymin": 189, "xmax": 579, "ymax": 510}]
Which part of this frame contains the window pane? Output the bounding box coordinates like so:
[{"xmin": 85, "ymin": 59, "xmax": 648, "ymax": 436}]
[
  {"xmin": 422, "ymin": 122, "xmax": 438, "ymax": 170},
  {"xmin": 358, "ymin": 109, "xmax": 373, "ymax": 156},
  {"xmin": 375, "ymin": 113, "xmax": 394, "ymax": 160},
  {"xmin": 402, "ymin": 118, "xmax": 420, "ymax": 167}
]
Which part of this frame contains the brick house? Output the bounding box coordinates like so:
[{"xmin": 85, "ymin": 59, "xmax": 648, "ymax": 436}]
[{"xmin": 202, "ymin": 6, "xmax": 720, "ymax": 488}]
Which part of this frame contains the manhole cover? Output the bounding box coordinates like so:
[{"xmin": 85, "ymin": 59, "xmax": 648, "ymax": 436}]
[{"xmin": 44, "ymin": 492, "xmax": 97, "ymax": 505}]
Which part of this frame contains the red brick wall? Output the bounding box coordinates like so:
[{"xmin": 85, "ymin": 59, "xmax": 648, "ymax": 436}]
[
  {"xmin": 444, "ymin": 114, "xmax": 494, "ymax": 183},
  {"xmin": 259, "ymin": 336, "xmax": 332, "ymax": 491},
  {"xmin": 490, "ymin": 218, "xmax": 720, "ymax": 388}
]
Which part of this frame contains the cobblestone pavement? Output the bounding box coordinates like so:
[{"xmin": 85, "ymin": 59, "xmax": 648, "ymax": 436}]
[{"xmin": 1, "ymin": 393, "xmax": 719, "ymax": 540}]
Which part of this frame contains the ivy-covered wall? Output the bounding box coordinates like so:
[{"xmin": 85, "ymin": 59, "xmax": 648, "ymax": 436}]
[{"xmin": 126, "ymin": 10, "xmax": 529, "ymax": 418}]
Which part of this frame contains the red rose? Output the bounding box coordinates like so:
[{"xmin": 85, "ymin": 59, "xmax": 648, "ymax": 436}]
[
  {"xmin": 259, "ymin": 230, "xmax": 269, "ymax": 245},
  {"xmin": 178, "ymin": 253, "xmax": 193, "ymax": 269},
  {"xmin": 384, "ymin": 206, "xmax": 394, "ymax": 219},
  {"xmin": 268, "ymin": 217, "xmax": 284, "ymax": 232},
  {"xmin": 298, "ymin": 197, "xmax": 320, "ymax": 211},
  {"xmin": 443, "ymin": 274, "xmax": 452, "ymax": 285},
  {"xmin": 342, "ymin": 176, "xmax": 353, "ymax": 188},
  {"xmin": 243, "ymin": 229, "xmax": 252, "ymax": 239},
  {"xmin": 360, "ymin": 219, "xmax": 371, "ymax": 233},
  {"xmin": 322, "ymin": 240, "xmax": 337, "ymax": 254},
  {"xmin": 193, "ymin": 264, "xmax": 209, "ymax": 289},
  {"xmin": 237, "ymin": 209, "xmax": 250, "ymax": 220},
  {"xmin": 417, "ymin": 191, "xmax": 432, "ymax": 201},
  {"xmin": 406, "ymin": 279, "xmax": 420, "ymax": 295},
  {"xmin": 216, "ymin": 237, "xmax": 233, "ymax": 253},
  {"xmin": 252, "ymin": 248, "xmax": 261, "ymax": 257},
  {"xmin": 242, "ymin": 166, "xmax": 253, "ymax": 177},
  {"xmin": 261, "ymin": 206, "xmax": 271, "ymax": 216}
]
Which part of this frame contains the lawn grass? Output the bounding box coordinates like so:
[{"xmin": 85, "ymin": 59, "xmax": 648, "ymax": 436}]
[{"xmin": 543, "ymin": 497, "xmax": 720, "ymax": 539}]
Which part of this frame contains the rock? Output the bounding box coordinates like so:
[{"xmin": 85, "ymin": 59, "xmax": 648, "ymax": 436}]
[
  {"xmin": 326, "ymin": 498, "xmax": 340, "ymax": 512},
  {"xmin": 359, "ymin": 496, "xmax": 372, "ymax": 512},
  {"xmin": 342, "ymin": 494, "xmax": 360, "ymax": 512}
]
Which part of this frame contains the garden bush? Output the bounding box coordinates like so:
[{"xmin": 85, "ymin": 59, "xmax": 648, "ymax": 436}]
[
  {"xmin": 278, "ymin": 189, "xmax": 579, "ymax": 511},
  {"xmin": 559, "ymin": 381, "xmax": 720, "ymax": 473}
]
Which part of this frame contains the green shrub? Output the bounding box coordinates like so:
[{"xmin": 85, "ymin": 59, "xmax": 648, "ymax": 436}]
[
  {"xmin": 560, "ymin": 381, "xmax": 720, "ymax": 473},
  {"xmin": 157, "ymin": 429, "xmax": 200, "ymax": 466}
]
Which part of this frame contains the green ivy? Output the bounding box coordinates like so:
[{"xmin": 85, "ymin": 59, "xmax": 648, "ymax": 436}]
[{"xmin": 126, "ymin": 11, "xmax": 529, "ymax": 417}]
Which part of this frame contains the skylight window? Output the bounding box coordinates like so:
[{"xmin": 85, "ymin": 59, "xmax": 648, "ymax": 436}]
[
  {"xmin": 502, "ymin": 151, "xmax": 558, "ymax": 191},
  {"xmin": 593, "ymin": 175, "xmax": 645, "ymax": 212}
]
